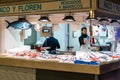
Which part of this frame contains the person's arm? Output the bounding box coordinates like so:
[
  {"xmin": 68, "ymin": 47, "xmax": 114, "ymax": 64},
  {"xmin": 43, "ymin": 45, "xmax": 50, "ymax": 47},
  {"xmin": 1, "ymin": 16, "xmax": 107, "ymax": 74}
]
[
  {"xmin": 79, "ymin": 36, "xmax": 85, "ymax": 45},
  {"xmin": 56, "ymin": 40, "xmax": 60, "ymax": 49},
  {"xmin": 42, "ymin": 40, "xmax": 47, "ymax": 47}
]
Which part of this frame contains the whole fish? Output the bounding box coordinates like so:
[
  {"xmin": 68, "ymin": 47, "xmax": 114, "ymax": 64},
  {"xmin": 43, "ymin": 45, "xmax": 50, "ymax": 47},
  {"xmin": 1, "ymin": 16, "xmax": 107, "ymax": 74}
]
[{"xmin": 6, "ymin": 18, "xmax": 33, "ymax": 29}]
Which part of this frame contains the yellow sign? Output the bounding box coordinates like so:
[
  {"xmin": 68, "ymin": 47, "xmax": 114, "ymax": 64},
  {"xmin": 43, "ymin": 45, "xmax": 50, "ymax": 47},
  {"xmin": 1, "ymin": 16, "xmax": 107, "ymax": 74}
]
[{"xmin": 0, "ymin": 0, "xmax": 91, "ymax": 15}]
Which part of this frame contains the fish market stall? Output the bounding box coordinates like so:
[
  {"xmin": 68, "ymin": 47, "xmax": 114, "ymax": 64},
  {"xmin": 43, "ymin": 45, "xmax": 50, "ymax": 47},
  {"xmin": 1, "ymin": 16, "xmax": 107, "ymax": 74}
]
[
  {"xmin": 0, "ymin": 0, "xmax": 120, "ymax": 80},
  {"xmin": 0, "ymin": 49, "xmax": 120, "ymax": 80}
]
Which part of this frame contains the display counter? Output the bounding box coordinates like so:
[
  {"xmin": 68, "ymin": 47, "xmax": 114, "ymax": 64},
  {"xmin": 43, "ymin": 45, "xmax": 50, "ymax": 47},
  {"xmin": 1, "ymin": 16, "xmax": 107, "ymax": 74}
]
[{"xmin": 0, "ymin": 54, "xmax": 120, "ymax": 80}]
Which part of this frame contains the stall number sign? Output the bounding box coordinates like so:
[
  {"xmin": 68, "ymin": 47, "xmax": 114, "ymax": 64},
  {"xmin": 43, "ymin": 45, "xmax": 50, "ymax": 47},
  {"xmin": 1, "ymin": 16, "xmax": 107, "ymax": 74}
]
[
  {"xmin": 99, "ymin": 0, "xmax": 120, "ymax": 13},
  {"xmin": 0, "ymin": 0, "xmax": 91, "ymax": 14}
]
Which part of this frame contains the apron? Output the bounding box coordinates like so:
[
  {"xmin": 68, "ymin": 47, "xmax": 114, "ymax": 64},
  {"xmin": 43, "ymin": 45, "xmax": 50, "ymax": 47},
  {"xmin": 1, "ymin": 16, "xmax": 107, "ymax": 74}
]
[{"xmin": 80, "ymin": 37, "xmax": 90, "ymax": 51}]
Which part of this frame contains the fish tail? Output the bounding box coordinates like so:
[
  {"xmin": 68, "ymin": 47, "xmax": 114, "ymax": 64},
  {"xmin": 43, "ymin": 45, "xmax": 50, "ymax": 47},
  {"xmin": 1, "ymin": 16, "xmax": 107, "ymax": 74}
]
[{"xmin": 5, "ymin": 20, "xmax": 10, "ymax": 28}]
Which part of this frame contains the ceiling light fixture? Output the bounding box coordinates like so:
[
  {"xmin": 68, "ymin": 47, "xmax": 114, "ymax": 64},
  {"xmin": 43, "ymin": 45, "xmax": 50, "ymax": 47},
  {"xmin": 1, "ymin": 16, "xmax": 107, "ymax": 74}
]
[
  {"xmin": 110, "ymin": 19, "xmax": 120, "ymax": 27},
  {"xmin": 39, "ymin": 15, "xmax": 50, "ymax": 22},
  {"xmin": 63, "ymin": 13, "xmax": 75, "ymax": 22},
  {"xmin": 110, "ymin": 19, "xmax": 119, "ymax": 24}
]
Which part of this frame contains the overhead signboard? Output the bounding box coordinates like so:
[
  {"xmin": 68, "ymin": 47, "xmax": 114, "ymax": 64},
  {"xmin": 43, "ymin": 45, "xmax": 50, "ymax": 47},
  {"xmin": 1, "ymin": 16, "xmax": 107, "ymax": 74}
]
[
  {"xmin": 98, "ymin": 0, "xmax": 120, "ymax": 13},
  {"xmin": 0, "ymin": 0, "xmax": 91, "ymax": 16},
  {"xmin": 0, "ymin": 0, "xmax": 48, "ymax": 3}
]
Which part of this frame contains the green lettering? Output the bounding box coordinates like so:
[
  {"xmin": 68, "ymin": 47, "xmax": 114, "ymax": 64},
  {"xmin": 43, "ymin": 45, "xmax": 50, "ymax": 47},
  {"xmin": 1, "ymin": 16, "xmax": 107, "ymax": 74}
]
[
  {"xmin": 62, "ymin": 4, "xmax": 82, "ymax": 9},
  {"xmin": 0, "ymin": 7, "xmax": 10, "ymax": 13},
  {"xmin": 6, "ymin": 7, "xmax": 10, "ymax": 12},
  {"xmin": 29, "ymin": 5, "xmax": 34, "ymax": 10},
  {"xmin": 35, "ymin": 4, "xmax": 41, "ymax": 10},
  {"xmin": 61, "ymin": 2, "xmax": 65, "ymax": 5},
  {"xmin": 24, "ymin": 5, "xmax": 29, "ymax": 11},
  {"xmin": 12, "ymin": 6, "xmax": 16, "ymax": 12},
  {"xmin": 18, "ymin": 5, "xmax": 24, "ymax": 12},
  {"xmin": 0, "ymin": 8, "xmax": 4, "ymax": 12},
  {"xmin": 61, "ymin": 0, "xmax": 81, "ymax": 5},
  {"xmin": 18, "ymin": 4, "xmax": 41, "ymax": 12}
]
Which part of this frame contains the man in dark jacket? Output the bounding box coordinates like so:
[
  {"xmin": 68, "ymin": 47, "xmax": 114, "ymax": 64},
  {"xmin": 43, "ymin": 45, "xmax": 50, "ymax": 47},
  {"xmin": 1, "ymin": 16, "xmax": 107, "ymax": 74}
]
[{"xmin": 42, "ymin": 34, "xmax": 60, "ymax": 54}]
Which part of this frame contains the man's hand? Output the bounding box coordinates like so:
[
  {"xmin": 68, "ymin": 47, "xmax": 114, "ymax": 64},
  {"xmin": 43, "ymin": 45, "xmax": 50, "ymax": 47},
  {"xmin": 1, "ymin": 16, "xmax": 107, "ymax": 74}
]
[{"xmin": 84, "ymin": 38, "xmax": 87, "ymax": 44}]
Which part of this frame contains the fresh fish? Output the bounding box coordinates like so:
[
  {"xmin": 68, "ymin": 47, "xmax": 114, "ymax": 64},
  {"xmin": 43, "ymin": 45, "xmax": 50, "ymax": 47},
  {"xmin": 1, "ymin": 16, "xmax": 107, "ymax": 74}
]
[{"xmin": 6, "ymin": 18, "xmax": 33, "ymax": 29}]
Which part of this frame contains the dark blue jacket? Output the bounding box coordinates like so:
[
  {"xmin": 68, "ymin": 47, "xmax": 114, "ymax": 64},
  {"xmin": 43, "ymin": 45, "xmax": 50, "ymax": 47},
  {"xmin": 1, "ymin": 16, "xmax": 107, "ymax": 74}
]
[{"xmin": 42, "ymin": 37, "xmax": 60, "ymax": 51}]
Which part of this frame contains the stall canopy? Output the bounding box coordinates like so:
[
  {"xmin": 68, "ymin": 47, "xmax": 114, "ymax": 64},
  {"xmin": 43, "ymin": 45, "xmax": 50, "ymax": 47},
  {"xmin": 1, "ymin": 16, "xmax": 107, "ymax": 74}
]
[{"xmin": 0, "ymin": 0, "xmax": 119, "ymax": 19}]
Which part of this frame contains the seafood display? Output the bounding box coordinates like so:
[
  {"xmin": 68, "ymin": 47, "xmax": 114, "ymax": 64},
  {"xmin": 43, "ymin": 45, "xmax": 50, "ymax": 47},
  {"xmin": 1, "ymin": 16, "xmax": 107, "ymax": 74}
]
[{"xmin": 6, "ymin": 47, "xmax": 120, "ymax": 65}]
